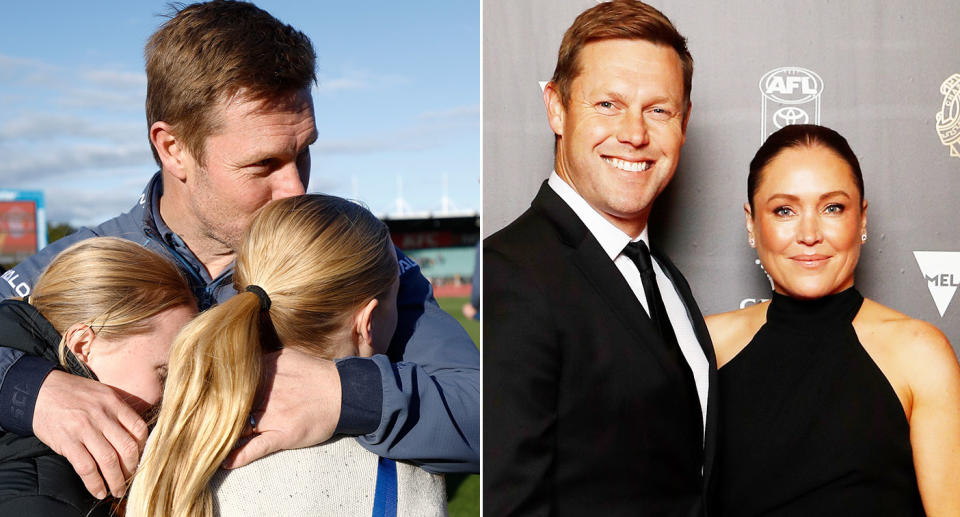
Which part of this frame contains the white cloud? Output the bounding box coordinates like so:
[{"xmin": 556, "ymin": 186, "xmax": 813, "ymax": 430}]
[
  {"xmin": 418, "ymin": 104, "xmax": 480, "ymax": 120},
  {"xmin": 44, "ymin": 184, "xmax": 147, "ymax": 227},
  {"xmin": 315, "ymin": 77, "xmax": 368, "ymax": 94},
  {"xmin": 313, "ymin": 103, "xmax": 479, "ymax": 156},
  {"xmin": 0, "ymin": 54, "xmax": 154, "ymax": 219},
  {"xmin": 0, "ymin": 143, "xmax": 154, "ymax": 183},
  {"xmin": 56, "ymin": 89, "xmax": 145, "ymax": 111},
  {"xmin": 81, "ymin": 70, "xmax": 147, "ymax": 89},
  {"xmin": 312, "ymin": 70, "xmax": 410, "ymax": 95},
  {"xmin": 0, "ymin": 113, "xmax": 143, "ymax": 141},
  {"xmin": 0, "ymin": 53, "xmax": 145, "ymax": 111},
  {"xmin": 0, "ymin": 54, "xmax": 57, "ymax": 83}
]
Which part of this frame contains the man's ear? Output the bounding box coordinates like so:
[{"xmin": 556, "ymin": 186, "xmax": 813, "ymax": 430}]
[
  {"xmin": 150, "ymin": 121, "xmax": 192, "ymax": 182},
  {"xmin": 353, "ymin": 298, "xmax": 379, "ymax": 358},
  {"xmin": 543, "ymin": 81, "xmax": 566, "ymax": 137},
  {"xmin": 64, "ymin": 323, "xmax": 96, "ymax": 364}
]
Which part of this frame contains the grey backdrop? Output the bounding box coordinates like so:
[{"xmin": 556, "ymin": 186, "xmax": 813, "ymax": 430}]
[{"xmin": 483, "ymin": 0, "xmax": 960, "ymax": 355}]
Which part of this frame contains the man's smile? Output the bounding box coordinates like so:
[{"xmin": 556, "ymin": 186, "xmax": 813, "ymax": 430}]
[{"xmin": 603, "ymin": 156, "xmax": 651, "ymax": 172}]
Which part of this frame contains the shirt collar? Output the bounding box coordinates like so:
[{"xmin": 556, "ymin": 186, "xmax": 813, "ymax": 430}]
[{"xmin": 547, "ymin": 171, "xmax": 649, "ymax": 260}]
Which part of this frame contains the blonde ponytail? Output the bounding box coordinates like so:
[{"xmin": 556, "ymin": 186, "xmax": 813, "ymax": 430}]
[
  {"xmin": 127, "ymin": 194, "xmax": 397, "ymax": 517},
  {"xmin": 126, "ymin": 291, "xmax": 264, "ymax": 516}
]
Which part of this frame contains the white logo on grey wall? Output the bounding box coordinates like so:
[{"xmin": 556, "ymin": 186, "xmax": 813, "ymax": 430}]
[
  {"xmin": 937, "ymin": 74, "xmax": 960, "ymax": 158},
  {"xmin": 759, "ymin": 67, "xmax": 823, "ymax": 143},
  {"xmin": 914, "ymin": 251, "xmax": 960, "ymax": 317}
]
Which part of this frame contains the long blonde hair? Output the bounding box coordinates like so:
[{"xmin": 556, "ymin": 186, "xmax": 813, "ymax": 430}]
[
  {"xmin": 27, "ymin": 237, "xmax": 194, "ymax": 371},
  {"xmin": 127, "ymin": 194, "xmax": 397, "ymax": 517}
]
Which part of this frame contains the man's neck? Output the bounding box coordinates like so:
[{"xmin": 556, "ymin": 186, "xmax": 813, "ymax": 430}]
[
  {"xmin": 158, "ymin": 185, "xmax": 236, "ymax": 280},
  {"xmin": 603, "ymin": 212, "xmax": 649, "ymax": 240}
]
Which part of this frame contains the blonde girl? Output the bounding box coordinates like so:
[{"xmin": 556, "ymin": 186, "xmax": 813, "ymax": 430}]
[
  {"xmin": 127, "ymin": 194, "xmax": 446, "ymax": 517},
  {"xmin": 0, "ymin": 237, "xmax": 195, "ymax": 517}
]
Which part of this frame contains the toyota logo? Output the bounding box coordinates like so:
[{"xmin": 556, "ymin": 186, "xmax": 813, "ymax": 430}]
[{"xmin": 773, "ymin": 107, "xmax": 809, "ymax": 128}]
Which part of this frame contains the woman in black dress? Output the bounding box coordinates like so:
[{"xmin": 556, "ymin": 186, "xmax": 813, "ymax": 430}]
[{"xmin": 706, "ymin": 124, "xmax": 960, "ymax": 517}]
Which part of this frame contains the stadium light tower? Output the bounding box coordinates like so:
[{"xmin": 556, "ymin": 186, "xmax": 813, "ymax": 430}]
[
  {"xmin": 393, "ymin": 175, "xmax": 413, "ymax": 216},
  {"xmin": 439, "ymin": 172, "xmax": 459, "ymax": 215}
]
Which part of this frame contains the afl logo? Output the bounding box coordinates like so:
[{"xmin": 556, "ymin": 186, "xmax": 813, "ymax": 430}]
[
  {"xmin": 759, "ymin": 66, "xmax": 824, "ymax": 143},
  {"xmin": 936, "ymin": 73, "xmax": 960, "ymax": 158},
  {"xmin": 760, "ymin": 67, "xmax": 824, "ymax": 104}
]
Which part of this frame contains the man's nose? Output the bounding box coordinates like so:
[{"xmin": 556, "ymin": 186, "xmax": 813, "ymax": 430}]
[
  {"xmin": 271, "ymin": 163, "xmax": 308, "ymax": 199},
  {"xmin": 617, "ymin": 111, "xmax": 649, "ymax": 147}
]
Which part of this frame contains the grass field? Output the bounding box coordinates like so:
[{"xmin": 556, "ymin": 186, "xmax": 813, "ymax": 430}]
[{"xmin": 436, "ymin": 296, "xmax": 480, "ymax": 517}]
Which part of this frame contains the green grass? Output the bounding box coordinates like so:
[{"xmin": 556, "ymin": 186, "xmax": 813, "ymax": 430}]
[
  {"xmin": 437, "ymin": 295, "xmax": 480, "ymax": 345},
  {"xmin": 436, "ymin": 296, "xmax": 480, "ymax": 517}
]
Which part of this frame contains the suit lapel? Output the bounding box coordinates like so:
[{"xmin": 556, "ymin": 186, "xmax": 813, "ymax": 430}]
[
  {"xmin": 531, "ymin": 183, "xmax": 688, "ymax": 380},
  {"xmin": 651, "ymin": 249, "xmax": 716, "ymax": 360}
]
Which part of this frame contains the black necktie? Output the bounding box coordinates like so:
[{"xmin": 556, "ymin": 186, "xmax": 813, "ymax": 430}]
[
  {"xmin": 623, "ymin": 241, "xmax": 702, "ymax": 436},
  {"xmin": 622, "ymin": 241, "xmax": 686, "ymax": 366}
]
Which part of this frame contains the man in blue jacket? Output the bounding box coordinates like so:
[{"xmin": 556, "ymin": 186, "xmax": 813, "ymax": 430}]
[{"xmin": 0, "ymin": 0, "xmax": 479, "ymax": 501}]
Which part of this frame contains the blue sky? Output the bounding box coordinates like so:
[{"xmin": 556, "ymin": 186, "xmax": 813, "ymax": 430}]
[{"xmin": 0, "ymin": 0, "xmax": 480, "ymax": 227}]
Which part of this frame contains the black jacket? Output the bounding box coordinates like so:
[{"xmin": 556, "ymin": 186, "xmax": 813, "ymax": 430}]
[
  {"xmin": 483, "ymin": 183, "xmax": 718, "ymax": 517},
  {"xmin": 0, "ymin": 300, "xmax": 110, "ymax": 516}
]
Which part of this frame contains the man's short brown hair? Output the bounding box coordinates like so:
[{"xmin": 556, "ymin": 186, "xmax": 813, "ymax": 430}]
[
  {"xmin": 145, "ymin": 0, "xmax": 316, "ymax": 166},
  {"xmin": 551, "ymin": 0, "xmax": 693, "ymax": 111}
]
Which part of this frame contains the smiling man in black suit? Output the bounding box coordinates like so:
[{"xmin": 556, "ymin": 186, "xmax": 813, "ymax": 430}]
[{"xmin": 484, "ymin": 1, "xmax": 717, "ymax": 515}]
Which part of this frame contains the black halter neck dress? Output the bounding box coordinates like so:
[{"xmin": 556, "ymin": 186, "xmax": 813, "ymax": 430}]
[{"xmin": 717, "ymin": 288, "xmax": 924, "ymax": 517}]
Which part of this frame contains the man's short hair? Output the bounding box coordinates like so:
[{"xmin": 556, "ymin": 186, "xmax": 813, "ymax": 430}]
[
  {"xmin": 145, "ymin": 0, "xmax": 317, "ymax": 166},
  {"xmin": 551, "ymin": 0, "xmax": 693, "ymax": 111}
]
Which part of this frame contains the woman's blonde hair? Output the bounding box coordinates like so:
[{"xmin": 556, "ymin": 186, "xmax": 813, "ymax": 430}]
[
  {"xmin": 127, "ymin": 194, "xmax": 397, "ymax": 517},
  {"xmin": 27, "ymin": 237, "xmax": 194, "ymax": 371}
]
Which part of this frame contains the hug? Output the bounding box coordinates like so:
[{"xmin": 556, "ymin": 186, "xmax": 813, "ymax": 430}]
[{"xmin": 0, "ymin": 1, "xmax": 478, "ymax": 516}]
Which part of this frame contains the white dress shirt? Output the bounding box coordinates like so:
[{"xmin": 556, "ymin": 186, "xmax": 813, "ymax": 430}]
[{"xmin": 548, "ymin": 172, "xmax": 709, "ymax": 431}]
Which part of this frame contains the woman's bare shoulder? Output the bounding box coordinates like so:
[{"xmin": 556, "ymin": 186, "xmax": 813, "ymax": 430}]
[
  {"xmin": 706, "ymin": 301, "xmax": 769, "ymax": 368},
  {"xmin": 857, "ymin": 298, "xmax": 958, "ymax": 384},
  {"xmin": 858, "ymin": 299, "xmax": 950, "ymax": 351}
]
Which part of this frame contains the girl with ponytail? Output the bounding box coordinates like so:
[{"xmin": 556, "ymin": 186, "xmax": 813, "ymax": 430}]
[
  {"xmin": 0, "ymin": 237, "xmax": 196, "ymax": 516},
  {"xmin": 127, "ymin": 194, "xmax": 446, "ymax": 517}
]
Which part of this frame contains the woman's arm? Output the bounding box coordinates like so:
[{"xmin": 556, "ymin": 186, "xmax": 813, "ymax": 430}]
[{"xmin": 903, "ymin": 321, "xmax": 960, "ymax": 516}]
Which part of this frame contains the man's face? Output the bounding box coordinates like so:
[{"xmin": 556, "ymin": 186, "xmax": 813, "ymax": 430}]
[
  {"xmin": 546, "ymin": 39, "xmax": 689, "ymax": 235},
  {"xmin": 186, "ymin": 88, "xmax": 318, "ymax": 251}
]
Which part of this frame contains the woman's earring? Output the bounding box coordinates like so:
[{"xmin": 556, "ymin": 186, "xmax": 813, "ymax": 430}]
[
  {"xmin": 861, "ymin": 232, "xmax": 867, "ymax": 243},
  {"xmin": 748, "ymin": 236, "xmax": 755, "ymax": 248}
]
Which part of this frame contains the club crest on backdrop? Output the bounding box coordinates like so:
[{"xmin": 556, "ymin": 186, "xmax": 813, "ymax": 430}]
[{"xmin": 936, "ymin": 73, "xmax": 960, "ymax": 158}]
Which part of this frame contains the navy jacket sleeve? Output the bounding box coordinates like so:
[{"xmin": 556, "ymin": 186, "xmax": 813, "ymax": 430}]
[{"xmin": 335, "ymin": 248, "xmax": 480, "ymax": 473}]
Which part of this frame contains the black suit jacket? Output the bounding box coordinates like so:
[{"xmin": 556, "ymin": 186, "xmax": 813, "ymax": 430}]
[{"xmin": 484, "ymin": 182, "xmax": 718, "ymax": 517}]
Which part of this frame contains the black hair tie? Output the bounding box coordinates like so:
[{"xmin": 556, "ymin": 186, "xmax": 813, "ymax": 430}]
[{"xmin": 245, "ymin": 285, "xmax": 271, "ymax": 312}]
